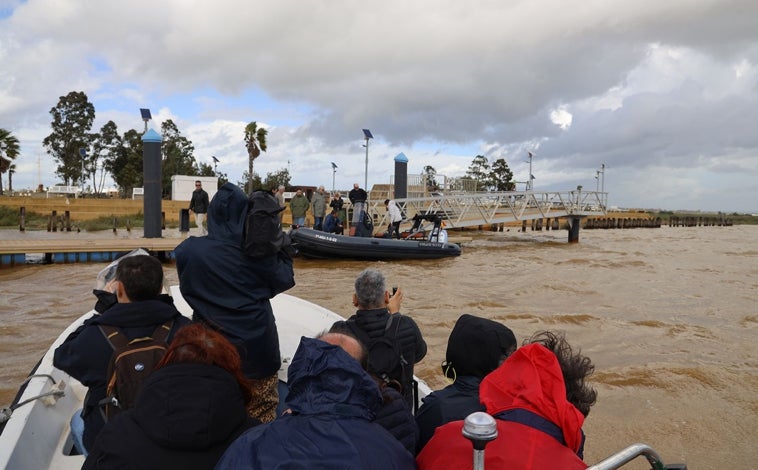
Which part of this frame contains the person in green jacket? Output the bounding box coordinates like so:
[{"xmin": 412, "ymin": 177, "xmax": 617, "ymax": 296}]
[
  {"xmin": 290, "ymin": 189, "xmax": 309, "ymax": 227},
  {"xmin": 311, "ymin": 186, "xmax": 327, "ymax": 231}
]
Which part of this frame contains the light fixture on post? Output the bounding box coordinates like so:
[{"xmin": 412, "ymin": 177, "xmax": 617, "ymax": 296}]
[
  {"xmin": 526, "ymin": 151, "xmax": 536, "ymax": 191},
  {"xmin": 362, "ymin": 129, "xmax": 373, "ymax": 191},
  {"xmin": 212, "ymin": 155, "xmax": 219, "ymax": 174},
  {"xmin": 331, "ymin": 161, "xmax": 338, "ymax": 193},
  {"xmin": 140, "ymin": 108, "xmax": 152, "ymax": 133}
]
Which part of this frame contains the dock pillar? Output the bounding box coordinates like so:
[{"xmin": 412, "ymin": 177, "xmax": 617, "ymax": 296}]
[
  {"xmin": 567, "ymin": 216, "xmax": 581, "ymax": 243},
  {"xmin": 142, "ymin": 128, "xmax": 163, "ymax": 238},
  {"xmin": 393, "ymin": 153, "xmax": 408, "ymax": 199}
]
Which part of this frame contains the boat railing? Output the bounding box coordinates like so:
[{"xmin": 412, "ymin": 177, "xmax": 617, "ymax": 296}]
[{"xmin": 587, "ymin": 443, "xmax": 688, "ymax": 470}]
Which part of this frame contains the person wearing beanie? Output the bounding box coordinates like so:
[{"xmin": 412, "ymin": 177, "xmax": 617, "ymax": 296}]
[{"xmin": 414, "ymin": 314, "xmax": 516, "ymax": 452}]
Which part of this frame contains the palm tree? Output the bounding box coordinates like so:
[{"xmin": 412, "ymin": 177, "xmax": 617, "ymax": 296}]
[
  {"xmin": 8, "ymin": 163, "xmax": 16, "ymax": 194},
  {"xmin": 0, "ymin": 128, "xmax": 21, "ymax": 196},
  {"xmin": 244, "ymin": 122, "xmax": 268, "ymax": 193}
]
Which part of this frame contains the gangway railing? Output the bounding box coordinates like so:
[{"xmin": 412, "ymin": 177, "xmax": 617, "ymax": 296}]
[{"xmin": 364, "ymin": 189, "xmax": 607, "ymax": 231}]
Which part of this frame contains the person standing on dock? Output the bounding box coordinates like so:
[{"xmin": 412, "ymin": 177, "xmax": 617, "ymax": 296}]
[
  {"xmin": 175, "ymin": 182, "xmax": 295, "ymax": 424},
  {"xmin": 348, "ymin": 183, "xmax": 368, "ymax": 226},
  {"xmin": 274, "ymin": 185, "xmax": 286, "ymax": 223},
  {"xmin": 289, "ymin": 188, "xmax": 309, "ymax": 228},
  {"xmin": 311, "ymin": 186, "xmax": 327, "ymax": 231},
  {"xmin": 189, "ymin": 180, "xmax": 209, "ymax": 236}
]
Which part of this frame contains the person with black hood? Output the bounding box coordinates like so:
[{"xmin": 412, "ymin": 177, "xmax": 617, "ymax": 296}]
[
  {"xmin": 53, "ymin": 254, "xmax": 190, "ymax": 455},
  {"xmin": 414, "ymin": 314, "xmax": 517, "ymax": 452},
  {"xmin": 83, "ymin": 324, "xmax": 259, "ymax": 469},
  {"xmin": 174, "ymin": 182, "xmax": 295, "ymax": 424}
]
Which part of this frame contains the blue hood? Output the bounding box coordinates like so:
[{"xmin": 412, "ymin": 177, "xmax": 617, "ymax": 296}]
[
  {"xmin": 207, "ymin": 182, "xmax": 248, "ymax": 244},
  {"xmin": 286, "ymin": 337, "xmax": 382, "ymax": 420}
]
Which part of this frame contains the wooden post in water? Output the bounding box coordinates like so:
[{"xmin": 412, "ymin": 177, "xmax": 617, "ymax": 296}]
[
  {"xmin": 50, "ymin": 210, "xmax": 57, "ymax": 232},
  {"xmin": 19, "ymin": 207, "xmax": 25, "ymax": 232},
  {"xmin": 521, "ymin": 220, "xmax": 527, "ymax": 232},
  {"xmin": 113, "ymin": 217, "xmax": 117, "ymax": 234},
  {"xmin": 161, "ymin": 211, "xmax": 166, "ymax": 231},
  {"xmin": 567, "ymin": 216, "xmax": 581, "ymax": 243},
  {"xmin": 64, "ymin": 211, "xmax": 71, "ymax": 232}
]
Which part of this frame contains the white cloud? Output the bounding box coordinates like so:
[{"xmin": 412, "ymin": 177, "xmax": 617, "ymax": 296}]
[{"xmin": 1, "ymin": 0, "xmax": 758, "ymax": 211}]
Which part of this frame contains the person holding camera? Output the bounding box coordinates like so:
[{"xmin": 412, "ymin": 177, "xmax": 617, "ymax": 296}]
[{"xmin": 330, "ymin": 268, "xmax": 427, "ymax": 410}]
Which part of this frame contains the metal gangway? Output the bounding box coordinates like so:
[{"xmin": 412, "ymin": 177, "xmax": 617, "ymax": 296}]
[{"xmin": 364, "ymin": 189, "xmax": 608, "ymax": 242}]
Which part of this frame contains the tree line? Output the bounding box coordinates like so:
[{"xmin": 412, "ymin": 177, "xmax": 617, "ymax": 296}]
[
  {"xmin": 0, "ymin": 91, "xmax": 291, "ymax": 198},
  {"xmin": 423, "ymin": 155, "xmax": 516, "ymax": 193},
  {"xmin": 1, "ymin": 90, "xmax": 519, "ymax": 198}
]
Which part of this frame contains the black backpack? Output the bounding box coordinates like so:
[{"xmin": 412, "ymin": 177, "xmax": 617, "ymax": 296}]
[
  {"xmin": 98, "ymin": 321, "xmax": 173, "ymax": 421},
  {"xmin": 346, "ymin": 315, "xmax": 408, "ymax": 389},
  {"xmin": 244, "ymin": 190, "xmax": 287, "ymax": 258}
]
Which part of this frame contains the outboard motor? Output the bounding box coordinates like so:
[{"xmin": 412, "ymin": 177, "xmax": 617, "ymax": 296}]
[{"xmin": 462, "ymin": 412, "xmax": 498, "ymax": 470}]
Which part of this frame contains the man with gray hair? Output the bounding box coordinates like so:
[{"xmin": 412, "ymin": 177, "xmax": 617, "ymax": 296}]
[{"xmin": 331, "ymin": 268, "xmax": 427, "ymax": 410}]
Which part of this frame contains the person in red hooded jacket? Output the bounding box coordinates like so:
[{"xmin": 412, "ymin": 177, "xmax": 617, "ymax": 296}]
[{"xmin": 417, "ymin": 331, "xmax": 597, "ymax": 470}]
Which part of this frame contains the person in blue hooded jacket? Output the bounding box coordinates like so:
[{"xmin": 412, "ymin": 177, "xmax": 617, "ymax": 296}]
[
  {"xmin": 175, "ymin": 182, "xmax": 295, "ymax": 424},
  {"xmin": 215, "ymin": 336, "xmax": 415, "ymax": 470}
]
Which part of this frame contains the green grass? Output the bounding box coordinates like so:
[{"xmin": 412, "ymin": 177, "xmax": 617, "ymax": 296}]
[{"xmin": 0, "ymin": 206, "xmax": 179, "ymax": 230}]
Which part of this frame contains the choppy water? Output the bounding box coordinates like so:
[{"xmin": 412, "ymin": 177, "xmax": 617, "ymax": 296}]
[{"xmin": 1, "ymin": 225, "xmax": 756, "ymax": 468}]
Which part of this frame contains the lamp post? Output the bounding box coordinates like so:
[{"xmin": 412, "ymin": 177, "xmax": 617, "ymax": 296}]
[
  {"xmin": 140, "ymin": 108, "xmax": 152, "ymax": 134},
  {"xmin": 331, "ymin": 161, "xmax": 338, "ymax": 193},
  {"xmin": 595, "ymin": 170, "xmax": 600, "ymax": 192},
  {"xmin": 526, "ymin": 151, "xmax": 535, "ymax": 191},
  {"xmin": 600, "ymin": 163, "xmax": 605, "ymax": 193},
  {"xmin": 362, "ymin": 129, "xmax": 373, "ymax": 191},
  {"xmin": 212, "ymin": 155, "xmax": 219, "ymax": 175}
]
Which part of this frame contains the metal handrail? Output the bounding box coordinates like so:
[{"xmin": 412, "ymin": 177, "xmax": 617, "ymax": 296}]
[{"xmin": 587, "ymin": 443, "xmax": 669, "ymax": 470}]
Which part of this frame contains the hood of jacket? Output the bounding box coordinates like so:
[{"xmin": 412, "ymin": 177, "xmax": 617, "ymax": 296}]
[
  {"xmin": 446, "ymin": 314, "xmax": 516, "ymax": 378},
  {"xmin": 206, "ymin": 182, "xmax": 248, "ymax": 244},
  {"xmin": 286, "ymin": 337, "xmax": 382, "ymax": 420},
  {"xmin": 480, "ymin": 343, "xmax": 585, "ymax": 454},
  {"xmin": 133, "ymin": 363, "xmax": 251, "ymax": 450},
  {"xmin": 88, "ymin": 298, "xmax": 182, "ymax": 328}
]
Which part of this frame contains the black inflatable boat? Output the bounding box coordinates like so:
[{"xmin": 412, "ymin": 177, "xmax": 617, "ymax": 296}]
[{"xmin": 289, "ymin": 228, "xmax": 461, "ymax": 260}]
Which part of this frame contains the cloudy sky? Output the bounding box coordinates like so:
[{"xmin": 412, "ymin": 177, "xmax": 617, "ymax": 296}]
[{"xmin": 1, "ymin": 0, "xmax": 756, "ymax": 212}]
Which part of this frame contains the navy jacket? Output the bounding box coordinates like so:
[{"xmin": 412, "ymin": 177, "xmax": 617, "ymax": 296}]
[
  {"xmin": 53, "ymin": 299, "xmax": 189, "ymax": 450},
  {"xmin": 375, "ymin": 384, "xmax": 419, "ymax": 455},
  {"xmin": 334, "ymin": 308, "xmax": 427, "ymax": 409},
  {"xmin": 415, "ymin": 375, "xmax": 485, "ymax": 452},
  {"xmin": 83, "ymin": 363, "xmax": 258, "ymax": 470},
  {"xmin": 216, "ymin": 337, "xmax": 415, "ymax": 469},
  {"xmin": 175, "ymin": 183, "xmax": 295, "ymax": 379}
]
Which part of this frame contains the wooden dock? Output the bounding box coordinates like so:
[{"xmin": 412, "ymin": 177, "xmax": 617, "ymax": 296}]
[{"xmin": 0, "ymin": 236, "xmax": 185, "ymax": 267}]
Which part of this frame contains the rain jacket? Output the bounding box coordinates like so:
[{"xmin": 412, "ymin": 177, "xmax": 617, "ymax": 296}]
[
  {"xmin": 216, "ymin": 337, "xmax": 415, "ymax": 469},
  {"xmin": 175, "ymin": 183, "xmax": 295, "ymax": 379},
  {"xmin": 417, "ymin": 344, "xmax": 588, "ymax": 469},
  {"xmin": 53, "ymin": 299, "xmax": 189, "ymax": 450},
  {"xmin": 83, "ymin": 363, "xmax": 258, "ymax": 469}
]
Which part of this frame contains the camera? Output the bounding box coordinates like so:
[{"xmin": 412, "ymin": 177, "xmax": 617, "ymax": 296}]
[{"xmin": 392, "ymin": 286, "xmax": 398, "ymax": 295}]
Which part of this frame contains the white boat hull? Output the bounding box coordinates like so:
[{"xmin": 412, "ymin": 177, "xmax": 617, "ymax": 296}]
[{"xmin": 0, "ymin": 289, "xmax": 432, "ymax": 470}]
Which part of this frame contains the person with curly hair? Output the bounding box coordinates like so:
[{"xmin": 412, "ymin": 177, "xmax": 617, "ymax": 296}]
[{"xmin": 417, "ymin": 330, "xmax": 597, "ymax": 470}]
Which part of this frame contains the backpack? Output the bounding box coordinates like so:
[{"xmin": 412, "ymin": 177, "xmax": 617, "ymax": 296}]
[
  {"xmin": 98, "ymin": 321, "xmax": 173, "ymax": 421},
  {"xmin": 244, "ymin": 190, "xmax": 287, "ymax": 258},
  {"xmin": 346, "ymin": 315, "xmax": 408, "ymax": 389}
]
